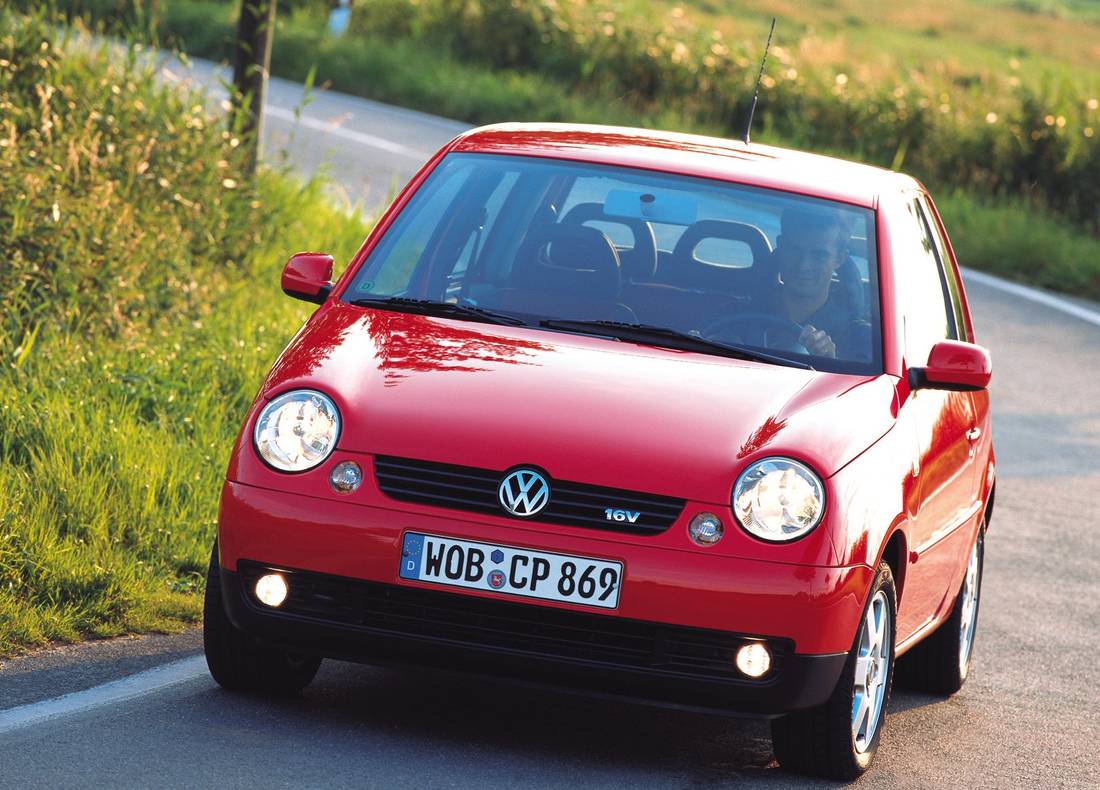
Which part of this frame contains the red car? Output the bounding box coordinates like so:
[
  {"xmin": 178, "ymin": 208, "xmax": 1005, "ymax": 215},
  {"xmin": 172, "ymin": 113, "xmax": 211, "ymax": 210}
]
[{"xmin": 204, "ymin": 124, "xmax": 994, "ymax": 779}]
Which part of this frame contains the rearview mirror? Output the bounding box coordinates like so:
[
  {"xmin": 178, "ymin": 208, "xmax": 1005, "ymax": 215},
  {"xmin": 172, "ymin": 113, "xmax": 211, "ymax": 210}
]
[
  {"xmin": 908, "ymin": 340, "xmax": 992, "ymax": 392},
  {"xmin": 281, "ymin": 252, "xmax": 334, "ymax": 304}
]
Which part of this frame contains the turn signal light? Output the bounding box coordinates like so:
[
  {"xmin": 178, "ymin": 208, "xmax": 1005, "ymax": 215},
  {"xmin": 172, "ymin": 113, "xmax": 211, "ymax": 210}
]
[
  {"xmin": 329, "ymin": 460, "xmax": 363, "ymax": 494},
  {"xmin": 688, "ymin": 512, "xmax": 724, "ymax": 545}
]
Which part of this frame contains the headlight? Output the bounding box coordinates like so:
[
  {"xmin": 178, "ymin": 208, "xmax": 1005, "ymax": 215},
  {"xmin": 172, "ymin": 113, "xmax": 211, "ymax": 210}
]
[
  {"xmin": 732, "ymin": 457, "xmax": 825, "ymax": 542},
  {"xmin": 253, "ymin": 390, "xmax": 340, "ymax": 472}
]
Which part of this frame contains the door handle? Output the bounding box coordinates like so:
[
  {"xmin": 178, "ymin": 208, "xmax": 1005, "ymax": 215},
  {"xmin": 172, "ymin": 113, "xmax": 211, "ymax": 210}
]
[{"xmin": 966, "ymin": 426, "xmax": 982, "ymax": 458}]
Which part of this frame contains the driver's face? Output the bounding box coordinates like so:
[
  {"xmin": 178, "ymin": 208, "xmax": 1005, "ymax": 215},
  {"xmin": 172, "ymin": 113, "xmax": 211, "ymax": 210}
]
[{"xmin": 775, "ymin": 226, "xmax": 846, "ymax": 299}]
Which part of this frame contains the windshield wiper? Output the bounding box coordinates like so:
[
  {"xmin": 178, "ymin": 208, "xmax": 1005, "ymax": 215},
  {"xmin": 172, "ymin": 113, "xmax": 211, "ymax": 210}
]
[
  {"xmin": 348, "ymin": 297, "xmax": 529, "ymax": 326},
  {"xmin": 538, "ymin": 319, "xmax": 814, "ymax": 370}
]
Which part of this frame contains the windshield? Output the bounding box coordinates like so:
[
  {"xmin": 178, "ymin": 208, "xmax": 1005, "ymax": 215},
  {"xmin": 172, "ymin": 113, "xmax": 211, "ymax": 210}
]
[{"xmin": 346, "ymin": 153, "xmax": 882, "ymax": 374}]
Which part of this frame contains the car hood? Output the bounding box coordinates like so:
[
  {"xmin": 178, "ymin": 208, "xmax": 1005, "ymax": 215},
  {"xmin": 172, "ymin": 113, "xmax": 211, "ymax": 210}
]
[{"xmin": 262, "ymin": 304, "xmax": 898, "ymax": 503}]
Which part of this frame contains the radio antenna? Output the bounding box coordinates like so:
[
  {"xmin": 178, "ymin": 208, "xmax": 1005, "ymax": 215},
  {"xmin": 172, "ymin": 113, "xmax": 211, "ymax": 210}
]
[{"xmin": 741, "ymin": 17, "xmax": 776, "ymax": 145}]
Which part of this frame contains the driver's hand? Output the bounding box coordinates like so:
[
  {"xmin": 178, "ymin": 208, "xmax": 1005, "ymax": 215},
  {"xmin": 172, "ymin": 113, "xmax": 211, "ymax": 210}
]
[{"xmin": 798, "ymin": 325, "xmax": 837, "ymax": 358}]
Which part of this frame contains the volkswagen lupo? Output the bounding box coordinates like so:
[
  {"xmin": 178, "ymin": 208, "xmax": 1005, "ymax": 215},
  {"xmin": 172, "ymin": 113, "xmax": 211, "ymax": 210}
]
[{"xmin": 205, "ymin": 124, "xmax": 994, "ymax": 780}]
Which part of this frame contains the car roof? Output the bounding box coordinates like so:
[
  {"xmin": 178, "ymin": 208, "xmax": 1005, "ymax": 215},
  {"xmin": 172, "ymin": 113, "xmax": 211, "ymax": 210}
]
[{"xmin": 450, "ymin": 123, "xmax": 917, "ymax": 209}]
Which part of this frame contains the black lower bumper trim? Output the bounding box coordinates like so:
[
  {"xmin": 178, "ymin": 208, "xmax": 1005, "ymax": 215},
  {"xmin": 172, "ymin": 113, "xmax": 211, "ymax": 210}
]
[{"xmin": 221, "ymin": 563, "xmax": 846, "ymax": 717}]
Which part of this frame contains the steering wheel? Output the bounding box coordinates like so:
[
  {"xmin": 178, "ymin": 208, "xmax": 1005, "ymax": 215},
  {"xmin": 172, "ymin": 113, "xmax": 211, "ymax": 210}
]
[{"xmin": 701, "ymin": 312, "xmax": 809, "ymax": 354}]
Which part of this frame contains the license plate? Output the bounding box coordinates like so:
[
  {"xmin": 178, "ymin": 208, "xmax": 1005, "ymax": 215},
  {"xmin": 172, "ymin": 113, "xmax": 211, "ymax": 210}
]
[{"xmin": 399, "ymin": 532, "xmax": 622, "ymax": 609}]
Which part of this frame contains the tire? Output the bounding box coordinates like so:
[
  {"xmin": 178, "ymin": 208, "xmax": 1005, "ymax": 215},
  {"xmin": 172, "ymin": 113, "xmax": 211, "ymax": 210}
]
[
  {"xmin": 895, "ymin": 525, "xmax": 984, "ymax": 695},
  {"xmin": 771, "ymin": 562, "xmax": 896, "ymax": 781},
  {"xmin": 203, "ymin": 542, "xmax": 322, "ymax": 694}
]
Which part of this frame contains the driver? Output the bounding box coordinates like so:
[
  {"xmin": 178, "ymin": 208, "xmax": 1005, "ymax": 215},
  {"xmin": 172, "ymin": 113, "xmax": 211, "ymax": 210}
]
[{"xmin": 758, "ymin": 208, "xmax": 866, "ymax": 359}]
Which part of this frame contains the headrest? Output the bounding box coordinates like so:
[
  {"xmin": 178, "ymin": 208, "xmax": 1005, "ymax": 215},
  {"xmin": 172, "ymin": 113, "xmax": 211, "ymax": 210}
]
[
  {"xmin": 561, "ymin": 202, "xmax": 658, "ymax": 280},
  {"xmin": 514, "ymin": 224, "xmax": 622, "ymax": 300},
  {"xmin": 672, "ymin": 220, "xmax": 772, "ymax": 268}
]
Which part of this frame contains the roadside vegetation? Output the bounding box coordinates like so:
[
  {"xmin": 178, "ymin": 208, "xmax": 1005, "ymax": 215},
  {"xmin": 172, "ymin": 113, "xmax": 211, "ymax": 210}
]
[
  {"xmin": 30, "ymin": 0, "xmax": 1100, "ymax": 300},
  {"xmin": 0, "ymin": 8, "xmax": 367, "ymax": 655}
]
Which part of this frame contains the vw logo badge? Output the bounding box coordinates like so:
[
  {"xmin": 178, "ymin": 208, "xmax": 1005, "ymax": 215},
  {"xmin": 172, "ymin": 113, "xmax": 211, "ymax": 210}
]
[{"xmin": 498, "ymin": 468, "xmax": 550, "ymax": 517}]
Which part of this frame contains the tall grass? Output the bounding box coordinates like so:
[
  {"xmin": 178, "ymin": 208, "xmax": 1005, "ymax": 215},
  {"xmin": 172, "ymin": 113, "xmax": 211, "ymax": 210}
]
[{"xmin": 0, "ymin": 8, "xmax": 367, "ymax": 654}]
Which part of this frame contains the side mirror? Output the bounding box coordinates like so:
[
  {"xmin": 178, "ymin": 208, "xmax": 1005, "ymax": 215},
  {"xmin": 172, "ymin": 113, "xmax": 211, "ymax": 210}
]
[
  {"xmin": 281, "ymin": 252, "xmax": 334, "ymax": 304},
  {"xmin": 908, "ymin": 340, "xmax": 992, "ymax": 392}
]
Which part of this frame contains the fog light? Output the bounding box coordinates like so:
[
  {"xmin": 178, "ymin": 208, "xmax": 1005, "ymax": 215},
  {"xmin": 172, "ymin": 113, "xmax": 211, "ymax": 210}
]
[
  {"xmin": 688, "ymin": 512, "xmax": 723, "ymax": 545},
  {"xmin": 255, "ymin": 573, "xmax": 288, "ymax": 607},
  {"xmin": 735, "ymin": 642, "xmax": 771, "ymax": 678},
  {"xmin": 329, "ymin": 460, "xmax": 363, "ymax": 494}
]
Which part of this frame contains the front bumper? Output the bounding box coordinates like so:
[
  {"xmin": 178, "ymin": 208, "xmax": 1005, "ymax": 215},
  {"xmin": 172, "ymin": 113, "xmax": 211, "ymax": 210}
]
[
  {"xmin": 222, "ymin": 562, "xmax": 846, "ymax": 716},
  {"xmin": 218, "ymin": 480, "xmax": 869, "ymax": 715}
]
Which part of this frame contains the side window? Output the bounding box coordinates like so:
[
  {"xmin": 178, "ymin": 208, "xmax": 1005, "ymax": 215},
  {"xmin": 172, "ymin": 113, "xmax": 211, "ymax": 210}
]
[
  {"xmin": 917, "ymin": 196, "xmax": 970, "ymax": 341},
  {"xmin": 899, "ymin": 196, "xmax": 955, "ymax": 363}
]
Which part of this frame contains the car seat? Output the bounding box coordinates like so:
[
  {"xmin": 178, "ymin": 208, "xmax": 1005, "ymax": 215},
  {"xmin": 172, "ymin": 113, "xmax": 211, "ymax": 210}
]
[
  {"xmin": 624, "ymin": 220, "xmax": 769, "ymax": 330},
  {"xmin": 491, "ymin": 224, "xmax": 637, "ymax": 323}
]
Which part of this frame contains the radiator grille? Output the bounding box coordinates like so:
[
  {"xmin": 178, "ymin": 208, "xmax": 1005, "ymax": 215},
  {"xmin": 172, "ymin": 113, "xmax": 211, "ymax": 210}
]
[{"xmin": 374, "ymin": 456, "xmax": 685, "ymax": 535}]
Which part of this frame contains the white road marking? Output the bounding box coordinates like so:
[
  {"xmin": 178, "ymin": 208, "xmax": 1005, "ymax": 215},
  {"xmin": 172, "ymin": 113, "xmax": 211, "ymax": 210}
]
[
  {"xmin": 267, "ymin": 78, "xmax": 473, "ymax": 135},
  {"xmin": 963, "ymin": 267, "xmax": 1100, "ymax": 329},
  {"xmin": 265, "ymin": 104, "xmax": 428, "ymax": 159},
  {"xmin": 0, "ymin": 655, "xmax": 209, "ymax": 734}
]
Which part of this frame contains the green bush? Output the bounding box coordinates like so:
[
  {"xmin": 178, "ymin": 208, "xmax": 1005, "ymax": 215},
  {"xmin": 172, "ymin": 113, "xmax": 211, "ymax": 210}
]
[{"xmin": 0, "ymin": 8, "xmax": 367, "ymax": 655}]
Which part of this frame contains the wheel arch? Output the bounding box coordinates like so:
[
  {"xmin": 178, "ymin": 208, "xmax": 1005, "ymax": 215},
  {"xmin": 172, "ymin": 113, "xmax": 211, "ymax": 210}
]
[
  {"xmin": 877, "ymin": 528, "xmax": 908, "ymax": 611},
  {"xmin": 983, "ymin": 480, "xmax": 995, "ymax": 531}
]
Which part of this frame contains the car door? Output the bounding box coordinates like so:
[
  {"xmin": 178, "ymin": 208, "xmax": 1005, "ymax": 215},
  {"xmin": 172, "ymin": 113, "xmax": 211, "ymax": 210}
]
[{"xmin": 893, "ymin": 192, "xmax": 979, "ymax": 639}]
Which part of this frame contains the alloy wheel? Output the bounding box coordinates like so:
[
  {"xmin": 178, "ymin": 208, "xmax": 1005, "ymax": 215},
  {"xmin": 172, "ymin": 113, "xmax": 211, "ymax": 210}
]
[
  {"xmin": 852, "ymin": 589, "xmax": 891, "ymax": 754},
  {"xmin": 958, "ymin": 538, "xmax": 981, "ymax": 674}
]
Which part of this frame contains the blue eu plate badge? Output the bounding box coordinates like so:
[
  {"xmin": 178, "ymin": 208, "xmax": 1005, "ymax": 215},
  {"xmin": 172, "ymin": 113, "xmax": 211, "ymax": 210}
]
[{"xmin": 400, "ymin": 532, "xmax": 424, "ymax": 580}]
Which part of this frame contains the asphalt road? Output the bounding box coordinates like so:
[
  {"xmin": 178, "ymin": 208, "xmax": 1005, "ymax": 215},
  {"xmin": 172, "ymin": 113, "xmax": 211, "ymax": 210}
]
[
  {"xmin": 151, "ymin": 53, "xmax": 468, "ymax": 209},
  {"xmin": 2, "ymin": 48, "xmax": 1099, "ymax": 789}
]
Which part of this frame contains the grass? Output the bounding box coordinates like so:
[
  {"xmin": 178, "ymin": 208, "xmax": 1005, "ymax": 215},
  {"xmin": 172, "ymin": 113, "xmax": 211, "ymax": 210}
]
[
  {"xmin": 0, "ymin": 8, "xmax": 368, "ymax": 655},
  {"xmin": 938, "ymin": 191, "xmax": 1100, "ymax": 296}
]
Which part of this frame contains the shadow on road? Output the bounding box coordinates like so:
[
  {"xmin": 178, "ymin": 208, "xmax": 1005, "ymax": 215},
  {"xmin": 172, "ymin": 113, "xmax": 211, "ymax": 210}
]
[{"xmin": 202, "ymin": 659, "xmax": 909, "ymax": 788}]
